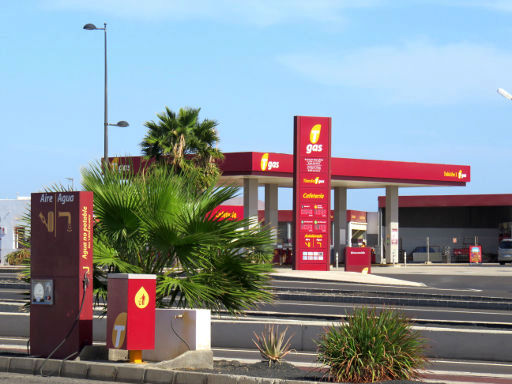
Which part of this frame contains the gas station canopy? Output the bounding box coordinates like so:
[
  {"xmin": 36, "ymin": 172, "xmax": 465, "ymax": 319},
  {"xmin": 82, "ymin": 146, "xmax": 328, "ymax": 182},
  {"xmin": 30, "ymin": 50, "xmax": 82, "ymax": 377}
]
[{"xmin": 218, "ymin": 152, "xmax": 470, "ymax": 188}]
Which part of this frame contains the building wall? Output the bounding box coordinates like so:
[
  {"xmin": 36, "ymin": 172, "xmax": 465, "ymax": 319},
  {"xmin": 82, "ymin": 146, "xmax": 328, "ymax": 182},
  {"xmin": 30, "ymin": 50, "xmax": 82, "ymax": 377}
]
[{"xmin": 0, "ymin": 198, "xmax": 30, "ymax": 265}]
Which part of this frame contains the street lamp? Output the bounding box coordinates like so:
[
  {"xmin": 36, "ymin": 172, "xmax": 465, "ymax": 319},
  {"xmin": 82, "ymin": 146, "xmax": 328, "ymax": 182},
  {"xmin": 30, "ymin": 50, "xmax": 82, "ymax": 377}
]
[
  {"xmin": 498, "ymin": 88, "xmax": 512, "ymax": 101},
  {"xmin": 65, "ymin": 177, "xmax": 74, "ymax": 190},
  {"xmin": 83, "ymin": 22, "xmax": 129, "ymax": 167}
]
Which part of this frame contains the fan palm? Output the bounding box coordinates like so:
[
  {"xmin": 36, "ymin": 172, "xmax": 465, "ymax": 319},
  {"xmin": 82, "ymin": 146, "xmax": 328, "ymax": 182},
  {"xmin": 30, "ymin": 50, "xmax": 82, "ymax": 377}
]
[
  {"xmin": 141, "ymin": 106, "xmax": 223, "ymax": 169},
  {"xmin": 82, "ymin": 161, "xmax": 274, "ymax": 313}
]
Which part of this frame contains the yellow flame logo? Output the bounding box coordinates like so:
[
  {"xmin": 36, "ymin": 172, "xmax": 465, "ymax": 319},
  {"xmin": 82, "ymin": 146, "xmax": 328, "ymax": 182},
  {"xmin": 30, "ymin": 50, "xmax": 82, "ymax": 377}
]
[
  {"xmin": 310, "ymin": 124, "xmax": 321, "ymax": 144},
  {"xmin": 134, "ymin": 287, "xmax": 149, "ymax": 309},
  {"xmin": 260, "ymin": 153, "xmax": 269, "ymax": 171}
]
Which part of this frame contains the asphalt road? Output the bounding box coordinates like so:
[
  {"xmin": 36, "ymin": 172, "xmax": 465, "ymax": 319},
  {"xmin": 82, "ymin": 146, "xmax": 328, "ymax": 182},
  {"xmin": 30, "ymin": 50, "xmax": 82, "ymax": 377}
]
[
  {"xmin": 374, "ymin": 273, "xmax": 512, "ymax": 297},
  {"xmin": 252, "ymin": 300, "xmax": 512, "ymax": 324}
]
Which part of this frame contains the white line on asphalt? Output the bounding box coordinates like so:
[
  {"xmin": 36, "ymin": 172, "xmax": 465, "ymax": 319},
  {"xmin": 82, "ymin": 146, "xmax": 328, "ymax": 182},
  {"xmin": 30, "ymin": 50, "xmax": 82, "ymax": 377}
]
[
  {"xmin": 430, "ymin": 359, "xmax": 512, "ymax": 367},
  {"xmin": 424, "ymin": 369, "xmax": 512, "ymax": 379},
  {"xmin": 275, "ymin": 279, "xmax": 483, "ymax": 292}
]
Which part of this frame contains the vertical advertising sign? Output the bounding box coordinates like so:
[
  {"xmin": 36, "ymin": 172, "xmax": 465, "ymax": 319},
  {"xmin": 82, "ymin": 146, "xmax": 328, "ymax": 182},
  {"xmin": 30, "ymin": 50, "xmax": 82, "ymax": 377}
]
[
  {"xmin": 469, "ymin": 245, "xmax": 482, "ymax": 264},
  {"xmin": 30, "ymin": 191, "xmax": 93, "ymax": 358},
  {"xmin": 293, "ymin": 116, "xmax": 331, "ymax": 271}
]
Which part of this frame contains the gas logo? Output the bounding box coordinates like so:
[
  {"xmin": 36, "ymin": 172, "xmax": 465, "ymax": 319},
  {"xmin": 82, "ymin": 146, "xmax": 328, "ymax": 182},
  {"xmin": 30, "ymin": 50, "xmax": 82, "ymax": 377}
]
[
  {"xmin": 303, "ymin": 177, "xmax": 325, "ymax": 184},
  {"xmin": 306, "ymin": 124, "xmax": 323, "ymax": 154},
  {"xmin": 111, "ymin": 157, "xmax": 130, "ymax": 172},
  {"xmin": 458, "ymin": 170, "xmax": 467, "ymax": 179},
  {"xmin": 112, "ymin": 312, "xmax": 127, "ymax": 348},
  {"xmin": 260, "ymin": 153, "xmax": 279, "ymax": 171},
  {"xmin": 135, "ymin": 286, "xmax": 150, "ymax": 309}
]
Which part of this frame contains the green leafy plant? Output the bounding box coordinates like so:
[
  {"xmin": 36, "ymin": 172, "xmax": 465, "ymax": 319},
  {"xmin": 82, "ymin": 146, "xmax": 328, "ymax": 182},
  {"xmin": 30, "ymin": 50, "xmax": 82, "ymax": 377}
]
[
  {"xmin": 316, "ymin": 307, "xmax": 427, "ymax": 383},
  {"xmin": 6, "ymin": 249, "xmax": 30, "ymax": 265},
  {"xmin": 83, "ymin": 161, "xmax": 275, "ymax": 314},
  {"xmin": 252, "ymin": 325, "xmax": 294, "ymax": 366},
  {"xmin": 141, "ymin": 106, "xmax": 224, "ymax": 192}
]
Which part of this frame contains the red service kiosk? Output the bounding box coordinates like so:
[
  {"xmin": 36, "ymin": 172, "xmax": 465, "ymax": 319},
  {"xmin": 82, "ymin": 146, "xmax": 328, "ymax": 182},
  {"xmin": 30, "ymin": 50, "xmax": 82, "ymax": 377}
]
[
  {"xmin": 107, "ymin": 274, "xmax": 156, "ymax": 361},
  {"xmin": 345, "ymin": 247, "xmax": 372, "ymax": 273}
]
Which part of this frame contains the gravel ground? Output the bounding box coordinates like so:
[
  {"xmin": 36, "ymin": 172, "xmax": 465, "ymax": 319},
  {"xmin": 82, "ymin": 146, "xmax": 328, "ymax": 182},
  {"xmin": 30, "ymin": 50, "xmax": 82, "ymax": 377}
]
[{"xmin": 187, "ymin": 360, "xmax": 443, "ymax": 384}]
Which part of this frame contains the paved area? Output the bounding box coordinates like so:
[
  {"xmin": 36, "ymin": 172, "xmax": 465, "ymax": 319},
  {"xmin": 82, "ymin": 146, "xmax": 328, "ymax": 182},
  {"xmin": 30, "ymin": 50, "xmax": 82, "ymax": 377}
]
[
  {"xmin": 271, "ymin": 263, "xmax": 512, "ymax": 286},
  {"xmin": 271, "ymin": 267, "xmax": 426, "ymax": 286}
]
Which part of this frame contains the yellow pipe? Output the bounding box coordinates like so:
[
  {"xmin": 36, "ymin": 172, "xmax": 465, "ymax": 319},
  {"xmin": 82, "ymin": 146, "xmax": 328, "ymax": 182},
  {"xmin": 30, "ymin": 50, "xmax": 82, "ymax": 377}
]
[{"xmin": 129, "ymin": 350, "xmax": 143, "ymax": 364}]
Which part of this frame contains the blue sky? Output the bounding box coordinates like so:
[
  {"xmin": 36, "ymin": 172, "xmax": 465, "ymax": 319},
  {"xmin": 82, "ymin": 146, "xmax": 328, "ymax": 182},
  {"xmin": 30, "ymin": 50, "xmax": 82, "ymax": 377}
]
[{"xmin": 2, "ymin": 0, "xmax": 512, "ymax": 211}]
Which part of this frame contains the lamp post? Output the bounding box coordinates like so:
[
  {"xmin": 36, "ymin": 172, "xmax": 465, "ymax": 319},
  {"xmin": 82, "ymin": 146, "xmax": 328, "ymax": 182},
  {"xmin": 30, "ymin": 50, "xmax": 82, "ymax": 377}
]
[{"xmin": 83, "ymin": 23, "xmax": 129, "ymax": 167}]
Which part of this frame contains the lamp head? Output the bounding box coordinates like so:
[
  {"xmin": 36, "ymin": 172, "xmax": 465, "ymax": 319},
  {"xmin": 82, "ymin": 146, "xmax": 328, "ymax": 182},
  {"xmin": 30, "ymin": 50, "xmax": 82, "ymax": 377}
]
[
  {"xmin": 83, "ymin": 23, "xmax": 98, "ymax": 30},
  {"xmin": 498, "ymin": 88, "xmax": 512, "ymax": 101},
  {"xmin": 116, "ymin": 121, "xmax": 129, "ymax": 127}
]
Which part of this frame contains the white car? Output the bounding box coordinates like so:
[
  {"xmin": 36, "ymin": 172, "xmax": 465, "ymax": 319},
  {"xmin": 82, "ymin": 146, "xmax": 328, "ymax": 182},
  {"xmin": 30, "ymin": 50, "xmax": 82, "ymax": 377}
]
[{"xmin": 498, "ymin": 239, "xmax": 512, "ymax": 265}]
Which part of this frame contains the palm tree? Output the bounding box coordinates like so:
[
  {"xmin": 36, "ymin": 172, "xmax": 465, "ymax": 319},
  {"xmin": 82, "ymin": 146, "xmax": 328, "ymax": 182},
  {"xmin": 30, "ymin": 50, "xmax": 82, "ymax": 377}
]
[
  {"xmin": 82, "ymin": 161, "xmax": 274, "ymax": 313},
  {"xmin": 141, "ymin": 107, "xmax": 223, "ymax": 187}
]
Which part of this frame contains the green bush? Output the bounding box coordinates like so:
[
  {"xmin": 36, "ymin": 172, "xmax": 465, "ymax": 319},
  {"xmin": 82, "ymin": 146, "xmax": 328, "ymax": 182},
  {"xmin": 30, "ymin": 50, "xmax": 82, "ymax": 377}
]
[
  {"xmin": 6, "ymin": 249, "xmax": 30, "ymax": 265},
  {"xmin": 316, "ymin": 307, "xmax": 427, "ymax": 383}
]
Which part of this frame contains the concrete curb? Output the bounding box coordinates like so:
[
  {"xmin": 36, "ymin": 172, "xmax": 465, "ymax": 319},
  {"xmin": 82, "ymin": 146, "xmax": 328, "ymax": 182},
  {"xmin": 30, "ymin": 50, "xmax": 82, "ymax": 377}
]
[
  {"xmin": 271, "ymin": 271, "xmax": 426, "ymax": 287},
  {"xmin": 0, "ymin": 355, "xmax": 317, "ymax": 384},
  {"xmin": 2, "ymin": 312, "xmax": 512, "ymax": 361}
]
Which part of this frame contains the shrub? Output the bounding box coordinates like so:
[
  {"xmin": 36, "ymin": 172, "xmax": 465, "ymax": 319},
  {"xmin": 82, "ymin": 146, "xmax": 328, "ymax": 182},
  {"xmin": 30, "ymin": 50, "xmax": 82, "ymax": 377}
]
[
  {"xmin": 252, "ymin": 325, "xmax": 294, "ymax": 366},
  {"xmin": 316, "ymin": 307, "xmax": 427, "ymax": 383},
  {"xmin": 6, "ymin": 249, "xmax": 30, "ymax": 265}
]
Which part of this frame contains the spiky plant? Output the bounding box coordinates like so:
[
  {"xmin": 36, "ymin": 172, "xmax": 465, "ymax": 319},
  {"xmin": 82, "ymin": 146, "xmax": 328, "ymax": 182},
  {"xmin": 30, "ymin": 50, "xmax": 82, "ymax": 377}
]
[
  {"xmin": 252, "ymin": 325, "xmax": 294, "ymax": 366},
  {"xmin": 317, "ymin": 307, "xmax": 427, "ymax": 383}
]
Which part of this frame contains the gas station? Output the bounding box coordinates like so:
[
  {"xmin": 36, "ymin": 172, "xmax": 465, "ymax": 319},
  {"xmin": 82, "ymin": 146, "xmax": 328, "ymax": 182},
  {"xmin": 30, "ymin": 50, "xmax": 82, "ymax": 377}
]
[
  {"xmin": 111, "ymin": 116, "xmax": 471, "ymax": 269},
  {"xmin": 26, "ymin": 115, "xmax": 472, "ymax": 362}
]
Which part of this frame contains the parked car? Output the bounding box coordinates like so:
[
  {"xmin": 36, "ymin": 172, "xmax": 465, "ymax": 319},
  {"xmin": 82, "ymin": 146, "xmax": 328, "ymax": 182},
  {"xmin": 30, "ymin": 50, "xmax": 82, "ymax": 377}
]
[{"xmin": 498, "ymin": 239, "xmax": 512, "ymax": 265}]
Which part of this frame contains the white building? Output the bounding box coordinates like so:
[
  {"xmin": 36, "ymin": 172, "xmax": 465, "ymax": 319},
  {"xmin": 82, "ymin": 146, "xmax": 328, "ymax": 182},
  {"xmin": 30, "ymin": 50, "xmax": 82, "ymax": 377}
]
[{"xmin": 0, "ymin": 197, "xmax": 30, "ymax": 265}]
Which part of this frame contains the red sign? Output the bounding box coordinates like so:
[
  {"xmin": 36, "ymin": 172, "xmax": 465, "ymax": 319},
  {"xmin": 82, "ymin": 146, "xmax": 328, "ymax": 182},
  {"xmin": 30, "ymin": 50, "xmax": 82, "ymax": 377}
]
[
  {"xmin": 469, "ymin": 245, "xmax": 482, "ymax": 264},
  {"xmin": 209, "ymin": 205, "xmax": 244, "ymax": 221},
  {"xmin": 293, "ymin": 116, "xmax": 331, "ymax": 271},
  {"xmin": 107, "ymin": 274, "xmax": 156, "ymax": 351},
  {"xmin": 30, "ymin": 192, "xmax": 94, "ymax": 358}
]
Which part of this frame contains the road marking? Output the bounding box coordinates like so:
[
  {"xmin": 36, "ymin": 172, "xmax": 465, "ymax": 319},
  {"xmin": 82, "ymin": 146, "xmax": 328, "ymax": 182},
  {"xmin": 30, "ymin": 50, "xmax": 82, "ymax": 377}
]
[
  {"xmin": 274, "ymin": 279, "xmax": 483, "ymax": 292},
  {"xmin": 424, "ymin": 369, "xmax": 512, "ymax": 379},
  {"xmin": 431, "ymin": 359, "xmax": 512, "ymax": 368}
]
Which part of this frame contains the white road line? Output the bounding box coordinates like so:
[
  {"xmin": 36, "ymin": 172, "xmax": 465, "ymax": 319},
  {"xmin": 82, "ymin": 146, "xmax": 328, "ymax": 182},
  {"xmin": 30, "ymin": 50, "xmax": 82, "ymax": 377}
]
[
  {"xmin": 275, "ymin": 279, "xmax": 484, "ymax": 292},
  {"xmin": 430, "ymin": 359, "xmax": 512, "ymax": 367},
  {"xmin": 423, "ymin": 369, "xmax": 512, "ymax": 379}
]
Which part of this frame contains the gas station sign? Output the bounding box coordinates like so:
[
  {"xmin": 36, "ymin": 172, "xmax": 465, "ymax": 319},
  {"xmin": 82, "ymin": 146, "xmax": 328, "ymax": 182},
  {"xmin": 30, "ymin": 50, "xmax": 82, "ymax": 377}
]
[
  {"xmin": 293, "ymin": 116, "xmax": 331, "ymax": 271},
  {"xmin": 30, "ymin": 192, "xmax": 93, "ymax": 358}
]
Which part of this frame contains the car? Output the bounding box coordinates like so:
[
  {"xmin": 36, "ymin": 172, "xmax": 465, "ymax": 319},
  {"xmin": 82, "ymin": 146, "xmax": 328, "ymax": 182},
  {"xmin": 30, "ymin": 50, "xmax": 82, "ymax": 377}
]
[{"xmin": 498, "ymin": 239, "xmax": 512, "ymax": 265}]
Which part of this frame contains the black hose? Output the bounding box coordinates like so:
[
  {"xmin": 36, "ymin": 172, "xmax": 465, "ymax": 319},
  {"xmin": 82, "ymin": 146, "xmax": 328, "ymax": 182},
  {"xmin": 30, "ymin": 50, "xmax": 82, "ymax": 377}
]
[
  {"xmin": 39, "ymin": 272, "xmax": 89, "ymax": 377},
  {"xmin": 170, "ymin": 315, "xmax": 190, "ymax": 351}
]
